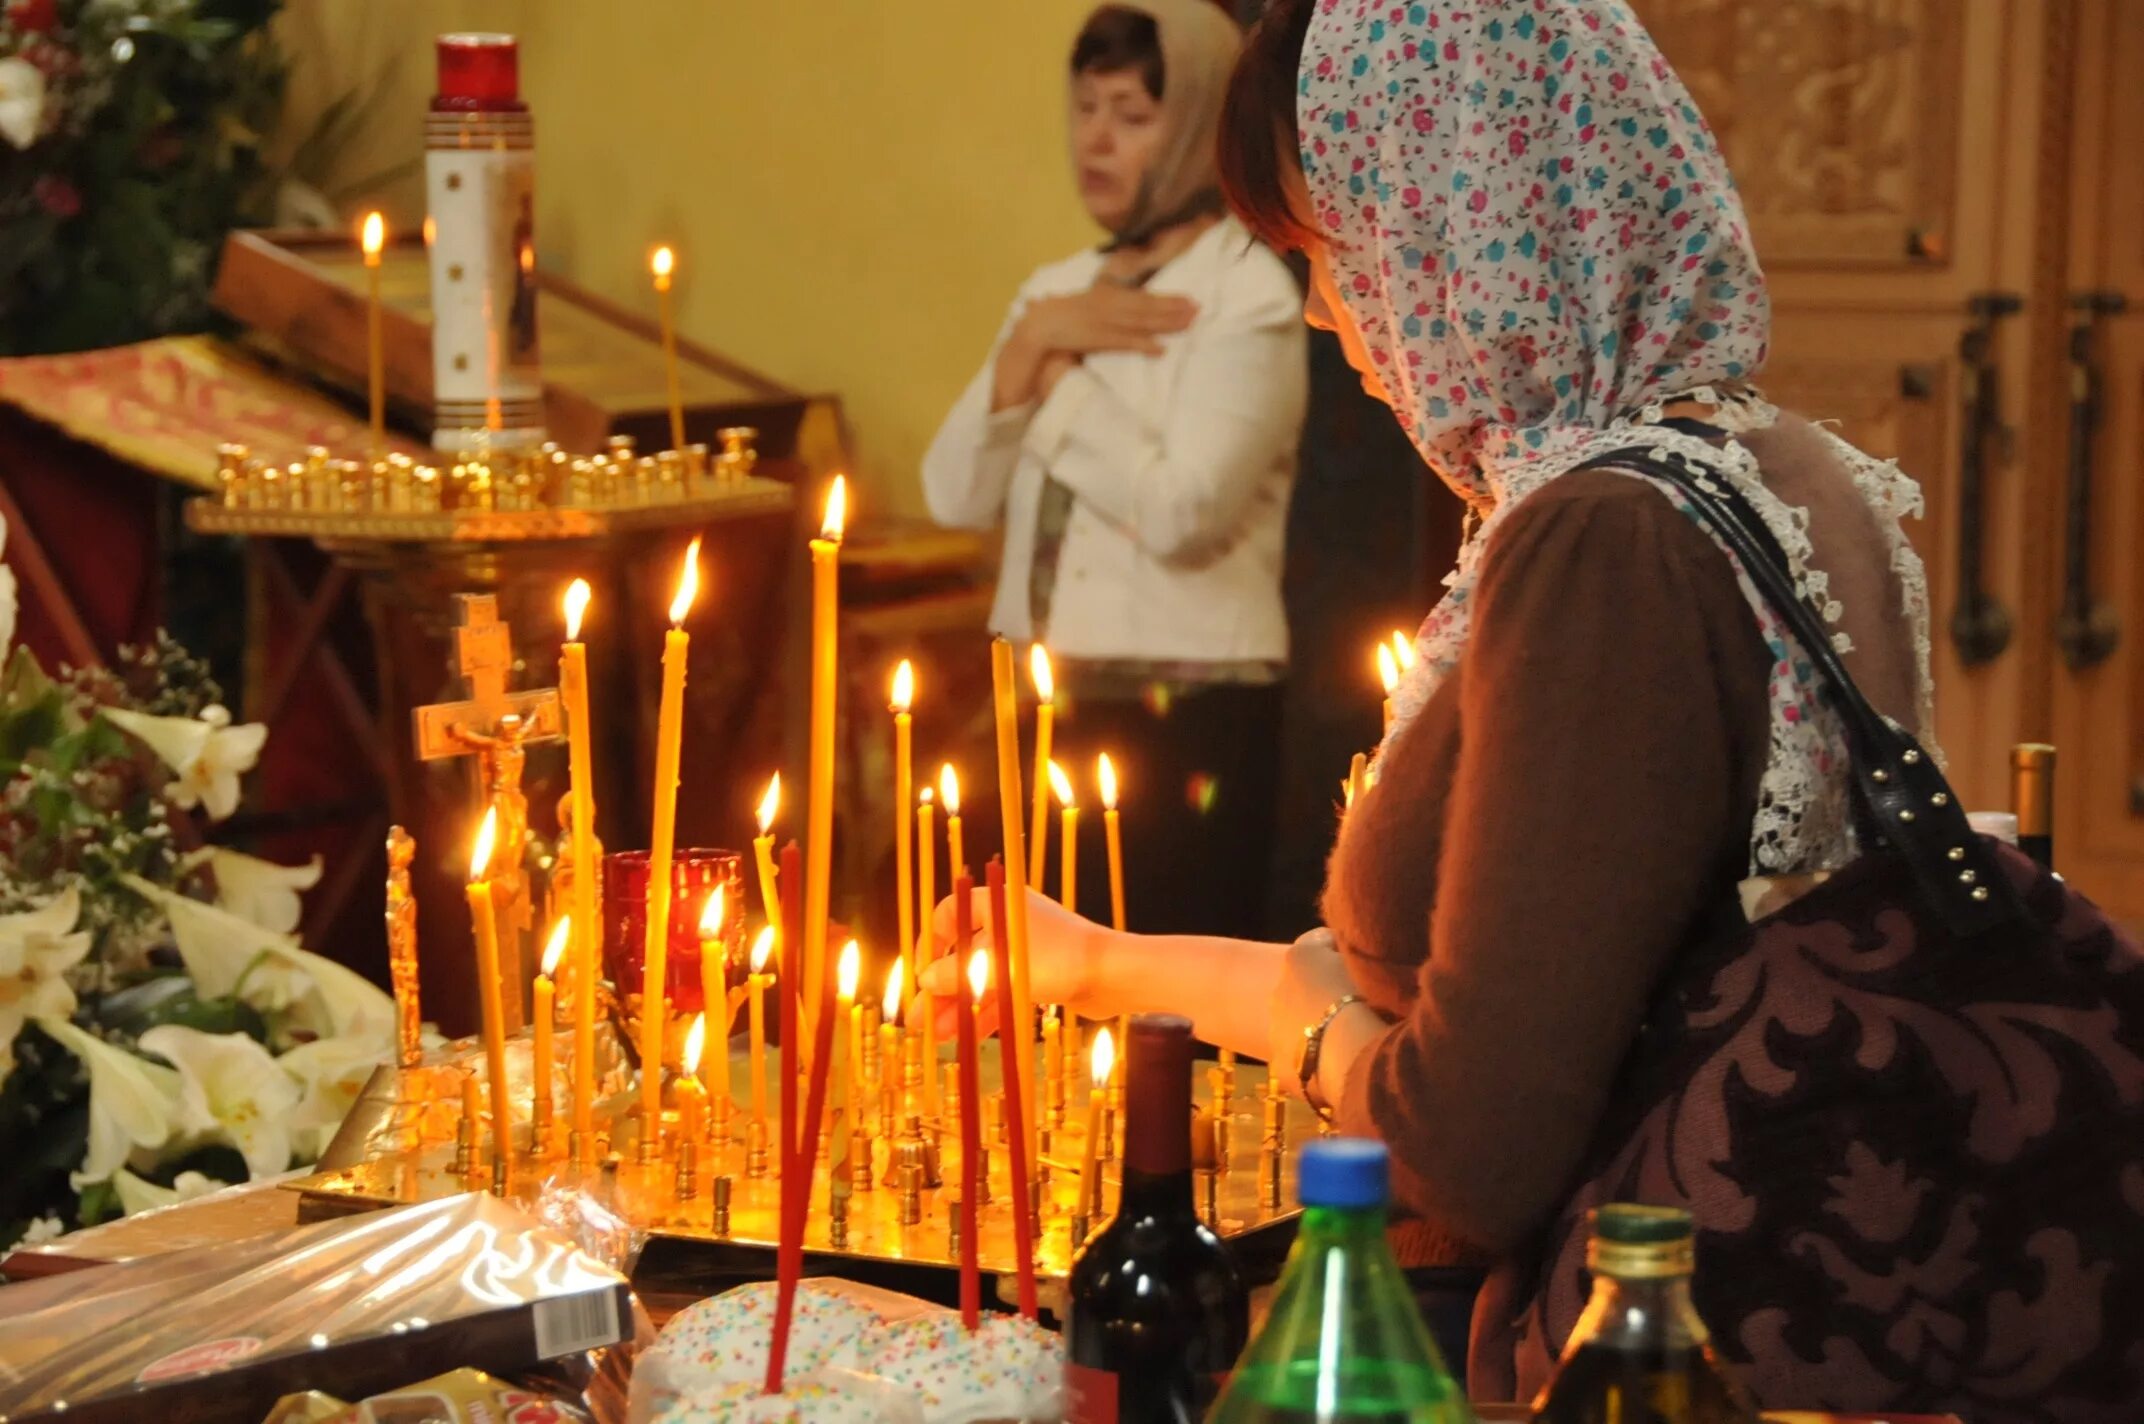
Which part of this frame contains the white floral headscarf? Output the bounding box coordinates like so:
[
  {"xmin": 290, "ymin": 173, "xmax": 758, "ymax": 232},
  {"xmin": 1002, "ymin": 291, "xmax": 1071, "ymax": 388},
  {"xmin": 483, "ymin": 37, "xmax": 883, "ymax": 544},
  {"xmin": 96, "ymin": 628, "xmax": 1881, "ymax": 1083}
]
[{"xmin": 1303, "ymin": 0, "xmax": 1933, "ymax": 877}]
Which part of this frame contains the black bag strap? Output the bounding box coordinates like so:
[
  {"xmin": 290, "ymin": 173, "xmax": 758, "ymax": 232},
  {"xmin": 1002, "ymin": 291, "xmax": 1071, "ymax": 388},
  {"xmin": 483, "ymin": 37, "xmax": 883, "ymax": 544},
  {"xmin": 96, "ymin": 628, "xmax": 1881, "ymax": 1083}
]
[{"xmin": 1581, "ymin": 443, "xmax": 2026, "ymax": 937}]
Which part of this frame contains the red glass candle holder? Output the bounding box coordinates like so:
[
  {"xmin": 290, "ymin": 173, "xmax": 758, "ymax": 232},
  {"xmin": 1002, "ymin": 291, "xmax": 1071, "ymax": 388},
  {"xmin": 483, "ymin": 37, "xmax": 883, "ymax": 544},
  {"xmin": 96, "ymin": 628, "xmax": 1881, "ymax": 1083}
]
[{"xmin": 603, "ymin": 848, "xmax": 744, "ymax": 1016}]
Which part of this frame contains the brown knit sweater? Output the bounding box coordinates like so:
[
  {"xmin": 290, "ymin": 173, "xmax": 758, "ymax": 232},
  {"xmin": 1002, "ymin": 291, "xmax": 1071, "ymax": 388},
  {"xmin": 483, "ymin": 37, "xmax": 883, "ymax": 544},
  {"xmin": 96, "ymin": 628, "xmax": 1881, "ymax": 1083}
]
[{"xmin": 1324, "ymin": 467, "xmax": 1775, "ymax": 1268}]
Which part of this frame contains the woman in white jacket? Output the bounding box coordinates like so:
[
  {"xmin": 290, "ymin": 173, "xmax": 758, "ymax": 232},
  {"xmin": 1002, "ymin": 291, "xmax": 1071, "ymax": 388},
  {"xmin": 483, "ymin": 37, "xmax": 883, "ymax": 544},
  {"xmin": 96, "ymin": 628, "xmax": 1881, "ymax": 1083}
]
[{"xmin": 923, "ymin": 0, "xmax": 1307, "ymax": 939}]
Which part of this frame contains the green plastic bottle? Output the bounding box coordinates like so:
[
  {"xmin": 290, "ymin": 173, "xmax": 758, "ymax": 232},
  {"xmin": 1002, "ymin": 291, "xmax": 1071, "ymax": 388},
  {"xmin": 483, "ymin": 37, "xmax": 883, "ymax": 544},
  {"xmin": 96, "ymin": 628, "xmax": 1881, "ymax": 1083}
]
[{"xmin": 1209, "ymin": 1138, "xmax": 1473, "ymax": 1423}]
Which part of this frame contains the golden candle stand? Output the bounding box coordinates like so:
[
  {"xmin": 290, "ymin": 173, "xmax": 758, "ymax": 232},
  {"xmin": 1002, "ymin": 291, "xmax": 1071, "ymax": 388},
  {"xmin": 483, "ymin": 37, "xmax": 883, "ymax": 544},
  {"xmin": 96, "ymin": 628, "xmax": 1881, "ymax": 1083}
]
[{"xmin": 291, "ymin": 1025, "xmax": 1319, "ymax": 1317}]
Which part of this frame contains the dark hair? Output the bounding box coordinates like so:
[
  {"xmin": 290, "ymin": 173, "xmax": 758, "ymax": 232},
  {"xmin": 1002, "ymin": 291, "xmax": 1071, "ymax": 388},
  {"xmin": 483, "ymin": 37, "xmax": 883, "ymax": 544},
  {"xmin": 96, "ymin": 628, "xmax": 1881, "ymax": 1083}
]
[
  {"xmin": 1217, "ymin": 0, "xmax": 1317, "ymax": 251},
  {"xmin": 1071, "ymin": 6, "xmax": 1165, "ymax": 99}
]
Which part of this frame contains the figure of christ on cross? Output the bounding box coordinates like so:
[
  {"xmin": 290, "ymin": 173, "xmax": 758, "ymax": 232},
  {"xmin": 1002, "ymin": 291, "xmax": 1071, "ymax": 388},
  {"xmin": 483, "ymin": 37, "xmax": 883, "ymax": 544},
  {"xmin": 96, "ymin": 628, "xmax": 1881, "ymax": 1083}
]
[{"xmin": 413, "ymin": 593, "xmax": 564, "ymax": 1032}]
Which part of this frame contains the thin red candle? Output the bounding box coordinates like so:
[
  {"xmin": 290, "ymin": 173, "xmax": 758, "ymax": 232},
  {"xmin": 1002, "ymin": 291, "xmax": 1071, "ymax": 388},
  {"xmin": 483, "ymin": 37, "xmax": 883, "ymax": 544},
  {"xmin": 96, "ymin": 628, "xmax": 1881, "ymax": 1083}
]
[
  {"xmin": 954, "ymin": 866, "xmax": 982, "ymax": 1330},
  {"xmin": 987, "ymin": 858, "xmax": 1038, "ymax": 1319},
  {"xmin": 766, "ymin": 840, "xmax": 806, "ymax": 1396}
]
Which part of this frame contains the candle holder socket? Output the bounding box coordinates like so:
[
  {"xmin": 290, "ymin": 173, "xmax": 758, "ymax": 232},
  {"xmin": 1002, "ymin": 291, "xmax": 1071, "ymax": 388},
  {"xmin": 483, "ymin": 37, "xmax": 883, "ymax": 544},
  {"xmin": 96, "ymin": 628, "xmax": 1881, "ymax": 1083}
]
[
  {"xmin": 848, "ymin": 1130, "xmax": 875, "ymax": 1193},
  {"xmin": 712, "ymin": 1175, "xmax": 733, "ymax": 1237},
  {"xmin": 745, "ymin": 1116, "xmax": 770, "ymax": 1179},
  {"xmin": 674, "ymin": 1140, "xmax": 698, "ymax": 1202},
  {"xmin": 946, "ymin": 1197, "xmax": 962, "ymax": 1258},
  {"xmin": 830, "ymin": 1189, "xmax": 850, "ymax": 1250}
]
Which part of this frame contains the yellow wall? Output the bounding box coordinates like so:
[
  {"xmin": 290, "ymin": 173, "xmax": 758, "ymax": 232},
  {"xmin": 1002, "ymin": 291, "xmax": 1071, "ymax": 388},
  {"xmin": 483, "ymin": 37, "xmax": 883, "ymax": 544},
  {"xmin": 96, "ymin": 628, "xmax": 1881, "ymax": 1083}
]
[{"xmin": 276, "ymin": 0, "xmax": 1107, "ymax": 517}]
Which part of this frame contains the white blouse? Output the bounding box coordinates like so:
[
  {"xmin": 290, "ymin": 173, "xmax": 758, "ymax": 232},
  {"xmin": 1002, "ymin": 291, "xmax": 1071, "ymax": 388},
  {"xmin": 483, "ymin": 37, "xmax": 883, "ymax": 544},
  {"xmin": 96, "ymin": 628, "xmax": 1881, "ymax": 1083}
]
[{"xmin": 922, "ymin": 216, "xmax": 1307, "ymax": 668}]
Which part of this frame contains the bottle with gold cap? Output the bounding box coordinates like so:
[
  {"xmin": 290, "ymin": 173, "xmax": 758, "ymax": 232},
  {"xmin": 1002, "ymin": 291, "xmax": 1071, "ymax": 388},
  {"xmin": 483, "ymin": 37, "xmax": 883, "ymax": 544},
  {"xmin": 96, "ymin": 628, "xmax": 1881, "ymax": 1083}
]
[
  {"xmin": 2012, "ymin": 742, "xmax": 2056, "ymax": 869},
  {"xmin": 1531, "ymin": 1205, "xmax": 1759, "ymax": 1423}
]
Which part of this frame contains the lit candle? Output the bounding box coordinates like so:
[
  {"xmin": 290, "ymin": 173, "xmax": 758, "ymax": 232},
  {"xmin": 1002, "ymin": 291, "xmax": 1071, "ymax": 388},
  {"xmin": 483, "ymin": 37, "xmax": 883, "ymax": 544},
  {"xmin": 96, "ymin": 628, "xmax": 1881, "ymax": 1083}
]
[
  {"xmin": 677, "ymin": 1013, "xmax": 708, "ymax": 1148},
  {"xmin": 1098, "ymin": 754, "xmax": 1126, "ymax": 933},
  {"xmin": 879, "ymin": 958, "xmax": 904, "ymax": 1101},
  {"xmin": 464, "ymin": 809, "xmax": 511, "ymax": 1176},
  {"xmin": 836, "ymin": 940, "xmax": 862, "ymax": 1176},
  {"xmin": 361, "ymin": 212, "xmax": 386, "ymax": 463},
  {"xmin": 533, "ymin": 915, "xmax": 567, "ymax": 1140},
  {"xmin": 1078, "ymin": 1026, "xmax": 1115, "ymax": 1223},
  {"xmin": 1026, "ymin": 645, "xmax": 1056, "ymax": 888},
  {"xmin": 989, "ymin": 639, "xmax": 1038, "ymax": 1166},
  {"xmin": 890, "ymin": 660, "xmax": 915, "ymax": 1024},
  {"xmin": 1049, "ymin": 760, "xmax": 1078, "ymax": 911},
  {"xmin": 956, "ymin": 922, "xmax": 986, "ymax": 1332},
  {"xmin": 641, "ymin": 537, "xmax": 702, "ymax": 1147},
  {"xmin": 916, "ymin": 786, "xmax": 939, "ymax": 1114},
  {"xmin": 560, "ymin": 579, "xmax": 599, "ymax": 1152},
  {"xmin": 698, "ymin": 886, "xmax": 731, "ymax": 1114},
  {"xmin": 747, "ymin": 925, "xmax": 773, "ymax": 1124},
  {"xmin": 1391, "ymin": 629, "xmax": 1417, "ymax": 675},
  {"xmin": 938, "ymin": 764, "xmax": 964, "ymax": 882},
  {"xmin": 804, "ymin": 479, "xmax": 846, "ymax": 1069},
  {"xmin": 651, "ymin": 245, "xmax": 686, "ymax": 452},
  {"xmin": 1377, "ymin": 640, "xmax": 1400, "ymax": 735}
]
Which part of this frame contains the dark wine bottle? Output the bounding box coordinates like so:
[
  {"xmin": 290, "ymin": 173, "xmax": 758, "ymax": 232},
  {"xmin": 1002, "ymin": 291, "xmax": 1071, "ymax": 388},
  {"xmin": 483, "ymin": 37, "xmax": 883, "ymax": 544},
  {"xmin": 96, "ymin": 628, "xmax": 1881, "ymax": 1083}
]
[
  {"xmin": 1531, "ymin": 1205, "xmax": 1760, "ymax": 1424},
  {"xmin": 2012, "ymin": 742, "xmax": 2055, "ymax": 869},
  {"xmin": 1064, "ymin": 1013, "xmax": 1247, "ymax": 1423}
]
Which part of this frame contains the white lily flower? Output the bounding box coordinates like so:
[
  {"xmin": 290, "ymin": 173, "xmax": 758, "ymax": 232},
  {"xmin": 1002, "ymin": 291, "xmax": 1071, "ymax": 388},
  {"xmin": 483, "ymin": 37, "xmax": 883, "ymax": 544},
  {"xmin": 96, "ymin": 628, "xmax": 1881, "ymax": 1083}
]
[
  {"xmin": 113, "ymin": 1168, "xmax": 229, "ymax": 1217},
  {"xmin": 120, "ymin": 874, "xmax": 307, "ymax": 1007},
  {"xmin": 0, "ymin": 57, "xmax": 45, "ymax": 150},
  {"xmin": 279, "ymin": 1034, "xmax": 385, "ymax": 1161},
  {"xmin": 35, "ymin": 1016, "xmax": 182, "ymax": 1188},
  {"xmin": 0, "ymin": 885, "xmax": 91, "ymax": 1089},
  {"xmin": 103, "ymin": 705, "xmax": 266, "ymax": 821},
  {"xmin": 205, "ymin": 848, "xmax": 322, "ymax": 934},
  {"xmin": 138, "ymin": 1025, "xmax": 298, "ymax": 1179},
  {"xmin": 0, "ymin": 509, "xmax": 17, "ymax": 659}
]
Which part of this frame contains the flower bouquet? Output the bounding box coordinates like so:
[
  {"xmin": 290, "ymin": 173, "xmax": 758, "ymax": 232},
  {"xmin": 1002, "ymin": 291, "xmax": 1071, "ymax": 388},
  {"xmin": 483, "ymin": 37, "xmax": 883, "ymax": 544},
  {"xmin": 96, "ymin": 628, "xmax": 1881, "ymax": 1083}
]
[{"xmin": 0, "ymin": 513, "xmax": 391, "ymax": 1250}]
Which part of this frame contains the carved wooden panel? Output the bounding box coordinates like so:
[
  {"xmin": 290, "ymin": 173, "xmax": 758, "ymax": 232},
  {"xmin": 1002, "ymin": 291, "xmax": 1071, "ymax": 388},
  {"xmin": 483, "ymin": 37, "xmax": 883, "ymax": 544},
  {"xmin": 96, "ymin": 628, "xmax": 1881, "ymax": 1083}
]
[{"xmin": 1631, "ymin": 0, "xmax": 1966, "ymax": 269}]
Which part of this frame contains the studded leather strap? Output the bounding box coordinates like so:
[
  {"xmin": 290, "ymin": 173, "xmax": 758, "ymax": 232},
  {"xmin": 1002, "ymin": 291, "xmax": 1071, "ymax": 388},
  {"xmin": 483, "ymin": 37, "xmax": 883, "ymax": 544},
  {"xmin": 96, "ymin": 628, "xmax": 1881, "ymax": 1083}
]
[{"xmin": 1584, "ymin": 445, "xmax": 2028, "ymax": 939}]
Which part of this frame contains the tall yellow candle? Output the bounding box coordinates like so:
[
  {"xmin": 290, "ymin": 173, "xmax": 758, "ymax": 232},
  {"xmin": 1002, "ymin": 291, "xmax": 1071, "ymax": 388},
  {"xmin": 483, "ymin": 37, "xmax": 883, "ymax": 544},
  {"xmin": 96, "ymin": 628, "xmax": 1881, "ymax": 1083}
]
[
  {"xmin": 641, "ymin": 537, "xmax": 701, "ymax": 1145},
  {"xmin": 651, "ymin": 246, "xmax": 686, "ymax": 452},
  {"xmin": 560, "ymin": 579, "xmax": 599, "ymax": 1149},
  {"xmin": 747, "ymin": 926, "xmax": 773, "ymax": 1122},
  {"xmin": 1049, "ymin": 760, "xmax": 1078, "ymax": 911},
  {"xmin": 677, "ymin": 1014, "xmax": 708, "ymax": 1151},
  {"xmin": 989, "ymin": 638, "xmax": 1038, "ymax": 1163},
  {"xmin": 361, "ymin": 212, "xmax": 385, "ymax": 463},
  {"xmin": 465, "ymin": 810, "xmax": 511, "ymax": 1175},
  {"xmin": 1026, "ymin": 645, "xmax": 1055, "ymax": 888},
  {"xmin": 917, "ymin": 787, "xmax": 939, "ymax": 1114},
  {"xmin": 534, "ymin": 916, "xmax": 567, "ymax": 1139},
  {"xmin": 890, "ymin": 661, "xmax": 915, "ymax": 1022},
  {"xmin": 804, "ymin": 479, "xmax": 846, "ymax": 1067},
  {"xmin": 698, "ymin": 885, "xmax": 731, "ymax": 1113},
  {"xmin": 939, "ymin": 764, "xmax": 964, "ymax": 880},
  {"xmin": 1078, "ymin": 1027, "xmax": 1115, "ymax": 1221},
  {"xmin": 880, "ymin": 959, "xmax": 904, "ymax": 1098},
  {"xmin": 1098, "ymin": 754, "xmax": 1127, "ymax": 934},
  {"xmin": 835, "ymin": 940, "xmax": 861, "ymax": 1173}
]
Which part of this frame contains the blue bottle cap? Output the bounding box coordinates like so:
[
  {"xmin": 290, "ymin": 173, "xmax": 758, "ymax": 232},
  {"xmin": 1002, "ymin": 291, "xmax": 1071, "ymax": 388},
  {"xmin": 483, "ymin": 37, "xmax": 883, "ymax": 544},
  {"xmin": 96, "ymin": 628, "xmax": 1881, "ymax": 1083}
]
[{"xmin": 1298, "ymin": 1137, "xmax": 1388, "ymax": 1210}]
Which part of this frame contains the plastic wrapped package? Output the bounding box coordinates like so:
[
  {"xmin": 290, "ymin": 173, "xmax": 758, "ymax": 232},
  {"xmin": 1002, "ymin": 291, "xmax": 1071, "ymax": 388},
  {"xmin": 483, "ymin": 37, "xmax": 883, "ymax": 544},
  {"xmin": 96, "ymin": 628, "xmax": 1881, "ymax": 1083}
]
[{"xmin": 0, "ymin": 1193, "xmax": 642, "ymax": 1424}]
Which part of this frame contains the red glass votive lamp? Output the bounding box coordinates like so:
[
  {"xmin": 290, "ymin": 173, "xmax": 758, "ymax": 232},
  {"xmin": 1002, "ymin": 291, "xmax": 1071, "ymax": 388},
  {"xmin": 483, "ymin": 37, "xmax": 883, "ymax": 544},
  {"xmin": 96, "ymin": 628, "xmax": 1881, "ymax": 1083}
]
[{"xmin": 603, "ymin": 848, "xmax": 744, "ymax": 1016}]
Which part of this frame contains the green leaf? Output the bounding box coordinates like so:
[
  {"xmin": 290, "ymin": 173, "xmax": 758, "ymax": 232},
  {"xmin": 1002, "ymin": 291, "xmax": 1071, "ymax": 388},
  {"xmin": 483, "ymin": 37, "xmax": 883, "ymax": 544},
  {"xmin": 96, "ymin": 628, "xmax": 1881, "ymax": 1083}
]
[
  {"xmin": 97, "ymin": 976, "xmax": 269, "ymax": 1043},
  {"xmin": 75, "ymin": 1178, "xmax": 118, "ymax": 1228}
]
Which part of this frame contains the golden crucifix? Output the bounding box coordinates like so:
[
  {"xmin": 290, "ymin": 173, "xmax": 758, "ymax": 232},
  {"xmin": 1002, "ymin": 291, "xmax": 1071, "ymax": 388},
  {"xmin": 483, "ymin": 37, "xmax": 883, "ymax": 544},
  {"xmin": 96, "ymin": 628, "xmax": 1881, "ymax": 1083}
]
[{"xmin": 413, "ymin": 593, "xmax": 563, "ymax": 1031}]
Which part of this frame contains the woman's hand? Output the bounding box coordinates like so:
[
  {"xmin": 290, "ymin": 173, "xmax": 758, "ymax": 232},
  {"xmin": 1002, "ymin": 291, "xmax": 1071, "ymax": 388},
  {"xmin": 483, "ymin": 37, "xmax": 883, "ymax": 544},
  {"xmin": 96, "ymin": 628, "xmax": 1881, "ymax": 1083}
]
[
  {"xmin": 1268, "ymin": 928, "xmax": 1359, "ymax": 1099},
  {"xmin": 918, "ymin": 885, "xmax": 1110, "ymax": 1037},
  {"xmin": 990, "ymin": 287, "xmax": 1197, "ymax": 410}
]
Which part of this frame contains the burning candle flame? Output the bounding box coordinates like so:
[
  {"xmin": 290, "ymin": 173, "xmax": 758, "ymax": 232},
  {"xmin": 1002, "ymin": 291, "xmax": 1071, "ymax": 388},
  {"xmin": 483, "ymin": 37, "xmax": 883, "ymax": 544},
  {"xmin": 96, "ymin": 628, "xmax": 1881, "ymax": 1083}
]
[
  {"xmin": 1029, "ymin": 643, "xmax": 1055, "ymax": 702},
  {"xmin": 563, "ymin": 578, "xmax": 591, "ymax": 641},
  {"xmin": 967, "ymin": 948, "xmax": 990, "ymax": 1004},
  {"xmin": 1376, "ymin": 641, "xmax": 1401, "ymax": 696},
  {"xmin": 1391, "ymin": 630, "xmax": 1417, "ymax": 672},
  {"xmin": 750, "ymin": 924, "xmax": 774, "ymax": 973},
  {"xmin": 891, "ymin": 658, "xmax": 914, "ymax": 713},
  {"xmin": 1048, "ymin": 759, "xmax": 1075, "ymax": 808},
  {"xmin": 468, "ymin": 807, "xmax": 499, "ymax": 882},
  {"xmin": 837, "ymin": 939, "xmax": 861, "ymax": 1003},
  {"xmin": 668, "ymin": 535, "xmax": 702, "ymax": 626},
  {"xmin": 920, "ymin": 786, "xmax": 934, "ymax": 806},
  {"xmin": 682, "ymin": 1013, "xmax": 706, "ymax": 1071},
  {"xmin": 1091, "ymin": 1026, "xmax": 1115, "ymax": 1084},
  {"xmin": 699, "ymin": 884, "xmax": 726, "ymax": 938},
  {"xmin": 1097, "ymin": 753, "xmax": 1119, "ymax": 811},
  {"xmin": 820, "ymin": 476, "xmax": 848, "ymax": 542},
  {"xmin": 756, "ymin": 772, "xmax": 781, "ymax": 835},
  {"xmin": 360, "ymin": 211, "xmax": 385, "ymax": 259},
  {"xmin": 882, "ymin": 958, "xmax": 905, "ymax": 1023},
  {"xmin": 540, "ymin": 916, "xmax": 570, "ymax": 978},
  {"xmin": 651, "ymin": 245, "xmax": 675, "ymax": 281},
  {"xmin": 938, "ymin": 764, "xmax": 961, "ymax": 816}
]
